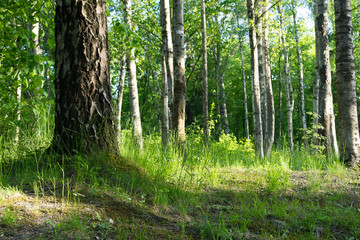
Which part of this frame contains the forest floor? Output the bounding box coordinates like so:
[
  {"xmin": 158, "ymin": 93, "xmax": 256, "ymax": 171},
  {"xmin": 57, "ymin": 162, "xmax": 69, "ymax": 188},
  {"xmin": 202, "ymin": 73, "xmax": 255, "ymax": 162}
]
[{"xmin": 0, "ymin": 154, "xmax": 359, "ymax": 240}]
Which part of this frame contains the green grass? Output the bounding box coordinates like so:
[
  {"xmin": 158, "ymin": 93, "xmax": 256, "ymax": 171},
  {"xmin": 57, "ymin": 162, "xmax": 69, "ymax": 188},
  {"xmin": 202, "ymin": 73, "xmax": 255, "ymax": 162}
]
[{"xmin": 0, "ymin": 126, "xmax": 359, "ymax": 239}]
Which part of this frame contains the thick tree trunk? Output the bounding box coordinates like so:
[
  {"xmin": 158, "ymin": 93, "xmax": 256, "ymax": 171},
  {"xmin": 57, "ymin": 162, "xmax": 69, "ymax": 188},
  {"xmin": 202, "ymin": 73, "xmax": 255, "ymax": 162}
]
[
  {"xmin": 201, "ymin": 0, "xmax": 209, "ymax": 148},
  {"xmin": 123, "ymin": 0, "xmax": 143, "ymax": 150},
  {"xmin": 160, "ymin": 0, "xmax": 170, "ymax": 148},
  {"xmin": 116, "ymin": 56, "xmax": 126, "ymax": 144},
  {"xmin": 172, "ymin": 0, "xmax": 186, "ymax": 150},
  {"xmin": 291, "ymin": 0, "xmax": 308, "ymax": 148},
  {"xmin": 262, "ymin": 0, "xmax": 274, "ymax": 157},
  {"xmin": 316, "ymin": 0, "xmax": 336, "ymax": 156},
  {"xmin": 247, "ymin": 0, "xmax": 264, "ymax": 158},
  {"xmin": 279, "ymin": 4, "xmax": 294, "ymax": 152},
  {"xmin": 53, "ymin": 0, "xmax": 117, "ymax": 153},
  {"xmin": 334, "ymin": 0, "xmax": 360, "ymax": 167}
]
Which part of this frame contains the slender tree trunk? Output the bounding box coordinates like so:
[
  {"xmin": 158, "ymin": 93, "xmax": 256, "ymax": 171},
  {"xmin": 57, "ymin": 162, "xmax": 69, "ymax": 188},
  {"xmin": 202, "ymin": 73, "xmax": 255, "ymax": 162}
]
[
  {"xmin": 291, "ymin": 0, "xmax": 308, "ymax": 148},
  {"xmin": 316, "ymin": 0, "xmax": 336, "ymax": 156},
  {"xmin": 123, "ymin": 0, "xmax": 143, "ymax": 150},
  {"xmin": 52, "ymin": 0, "xmax": 117, "ymax": 153},
  {"xmin": 15, "ymin": 82, "xmax": 21, "ymax": 144},
  {"xmin": 247, "ymin": 0, "xmax": 264, "ymax": 158},
  {"xmin": 213, "ymin": 45, "xmax": 222, "ymax": 137},
  {"xmin": 278, "ymin": 51, "xmax": 283, "ymax": 148},
  {"xmin": 172, "ymin": 0, "xmax": 186, "ymax": 150},
  {"xmin": 160, "ymin": 0, "xmax": 170, "ymax": 148},
  {"xmin": 279, "ymin": 4, "xmax": 294, "ymax": 152},
  {"xmin": 334, "ymin": 0, "xmax": 360, "ymax": 167},
  {"xmin": 201, "ymin": 0, "xmax": 209, "ymax": 148},
  {"xmin": 219, "ymin": 71, "xmax": 229, "ymax": 135},
  {"xmin": 257, "ymin": 5, "xmax": 267, "ymax": 144},
  {"xmin": 262, "ymin": 0, "xmax": 274, "ymax": 157},
  {"xmin": 236, "ymin": 9, "xmax": 249, "ymax": 139},
  {"xmin": 313, "ymin": 0, "xmax": 320, "ymax": 149},
  {"xmin": 160, "ymin": 0, "xmax": 174, "ymax": 130},
  {"xmin": 116, "ymin": 56, "xmax": 126, "ymax": 144}
]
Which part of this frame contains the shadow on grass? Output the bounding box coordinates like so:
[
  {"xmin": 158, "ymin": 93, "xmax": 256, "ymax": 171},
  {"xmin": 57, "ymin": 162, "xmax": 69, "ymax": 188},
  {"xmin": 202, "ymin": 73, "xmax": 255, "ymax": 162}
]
[{"xmin": 0, "ymin": 150, "xmax": 359, "ymax": 239}]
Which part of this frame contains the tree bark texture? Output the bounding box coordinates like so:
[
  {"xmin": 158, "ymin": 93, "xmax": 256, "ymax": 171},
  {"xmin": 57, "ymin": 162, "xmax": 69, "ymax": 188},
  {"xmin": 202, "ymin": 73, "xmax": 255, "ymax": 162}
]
[
  {"xmin": 172, "ymin": 0, "xmax": 186, "ymax": 150},
  {"xmin": 15, "ymin": 82, "xmax": 21, "ymax": 144},
  {"xmin": 123, "ymin": 0, "xmax": 143, "ymax": 150},
  {"xmin": 279, "ymin": 4, "xmax": 294, "ymax": 152},
  {"xmin": 247, "ymin": 0, "xmax": 264, "ymax": 158},
  {"xmin": 262, "ymin": 0, "xmax": 274, "ymax": 157},
  {"xmin": 160, "ymin": 0, "xmax": 170, "ymax": 148},
  {"xmin": 160, "ymin": 0, "xmax": 174, "ymax": 130},
  {"xmin": 238, "ymin": 32, "xmax": 250, "ymax": 140},
  {"xmin": 334, "ymin": 0, "xmax": 360, "ymax": 167},
  {"xmin": 53, "ymin": 0, "xmax": 117, "ymax": 153},
  {"xmin": 278, "ymin": 51, "xmax": 282, "ymax": 148},
  {"xmin": 291, "ymin": 0, "xmax": 308, "ymax": 148},
  {"xmin": 201, "ymin": 0, "xmax": 209, "ymax": 148},
  {"xmin": 257, "ymin": 6, "xmax": 267, "ymax": 145},
  {"xmin": 116, "ymin": 56, "xmax": 126, "ymax": 144},
  {"xmin": 313, "ymin": 0, "xmax": 320, "ymax": 148},
  {"xmin": 316, "ymin": 0, "xmax": 336, "ymax": 156}
]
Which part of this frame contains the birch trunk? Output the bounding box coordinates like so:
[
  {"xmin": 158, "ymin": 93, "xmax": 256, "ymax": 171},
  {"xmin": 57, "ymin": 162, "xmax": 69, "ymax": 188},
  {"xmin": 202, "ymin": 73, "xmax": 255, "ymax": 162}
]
[
  {"xmin": 15, "ymin": 82, "xmax": 21, "ymax": 144},
  {"xmin": 116, "ymin": 56, "xmax": 126, "ymax": 144},
  {"xmin": 313, "ymin": 0, "xmax": 320, "ymax": 148},
  {"xmin": 172, "ymin": 0, "xmax": 186, "ymax": 150},
  {"xmin": 257, "ymin": 6, "xmax": 267, "ymax": 144},
  {"xmin": 238, "ymin": 34, "xmax": 250, "ymax": 139},
  {"xmin": 201, "ymin": 0, "xmax": 209, "ymax": 148},
  {"xmin": 278, "ymin": 52, "xmax": 283, "ymax": 148},
  {"xmin": 334, "ymin": 0, "xmax": 360, "ymax": 167},
  {"xmin": 247, "ymin": 0, "xmax": 264, "ymax": 158},
  {"xmin": 262, "ymin": 0, "xmax": 274, "ymax": 157},
  {"xmin": 123, "ymin": 0, "xmax": 143, "ymax": 150},
  {"xmin": 316, "ymin": 0, "xmax": 336, "ymax": 156},
  {"xmin": 236, "ymin": 8, "xmax": 250, "ymax": 139},
  {"xmin": 279, "ymin": 4, "xmax": 294, "ymax": 152},
  {"xmin": 160, "ymin": 0, "xmax": 170, "ymax": 147},
  {"xmin": 291, "ymin": 0, "xmax": 308, "ymax": 148},
  {"xmin": 160, "ymin": 0, "xmax": 174, "ymax": 130}
]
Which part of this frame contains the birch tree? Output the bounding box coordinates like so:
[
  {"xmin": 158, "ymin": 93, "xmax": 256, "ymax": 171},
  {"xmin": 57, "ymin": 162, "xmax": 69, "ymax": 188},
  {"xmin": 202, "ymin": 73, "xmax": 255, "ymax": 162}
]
[
  {"xmin": 160, "ymin": 0, "xmax": 170, "ymax": 147},
  {"xmin": 278, "ymin": 3, "xmax": 294, "ymax": 152},
  {"xmin": 172, "ymin": 0, "xmax": 186, "ymax": 150},
  {"xmin": 316, "ymin": 0, "xmax": 337, "ymax": 155},
  {"xmin": 291, "ymin": 0, "xmax": 308, "ymax": 148},
  {"xmin": 247, "ymin": 0, "xmax": 264, "ymax": 158},
  {"xmin": 201, "ymin": 0, "xmax": 209, "ymax": 148},
  {"xmin": 123, "ymin": 0, "xmax": 143, "ymax": 150},
  {"xmin": 262, "ymin": 0, "xmax": 274, "ymax": 157},
  {"xmin": 116, "ymin": 56, "xmax": 126, "ymax": 144},
  {"xmin": 236, "ymin": 12, "xmax": 250, "ymax": 139},
  {"xmin": 334, "ymin": 0, "xmax": 360, "ymax": 167}
]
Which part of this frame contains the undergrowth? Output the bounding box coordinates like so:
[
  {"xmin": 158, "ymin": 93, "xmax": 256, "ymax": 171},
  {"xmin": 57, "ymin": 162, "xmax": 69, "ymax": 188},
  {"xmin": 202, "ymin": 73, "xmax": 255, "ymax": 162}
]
[{"xmin": 0, "ymin": 126, "xmax": 359, "ymax": 239}]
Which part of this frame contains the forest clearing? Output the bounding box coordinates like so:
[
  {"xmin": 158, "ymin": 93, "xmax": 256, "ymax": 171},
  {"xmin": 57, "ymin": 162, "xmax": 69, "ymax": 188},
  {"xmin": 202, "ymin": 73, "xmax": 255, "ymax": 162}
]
[{"xmin": 1, "ymin": 0, "xmax": 360, "ymax": 239}]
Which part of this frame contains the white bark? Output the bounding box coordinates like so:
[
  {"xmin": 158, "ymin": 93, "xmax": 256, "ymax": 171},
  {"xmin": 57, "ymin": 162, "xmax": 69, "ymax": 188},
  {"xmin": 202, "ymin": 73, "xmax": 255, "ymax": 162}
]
[
  {"xmin": 201, "ymin": 0, "xmax": 209, "ymax": 148},
  {"xmin": 279, "ymin": 4, "xmax": 294, "ymax": 152},
  {"xmin": 123, "ymin": 0, "xmax": 143, "ymax": 150},
  {"xmin": 247, "ymin": 0, "xmax": 264, "ymax": 158}
]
